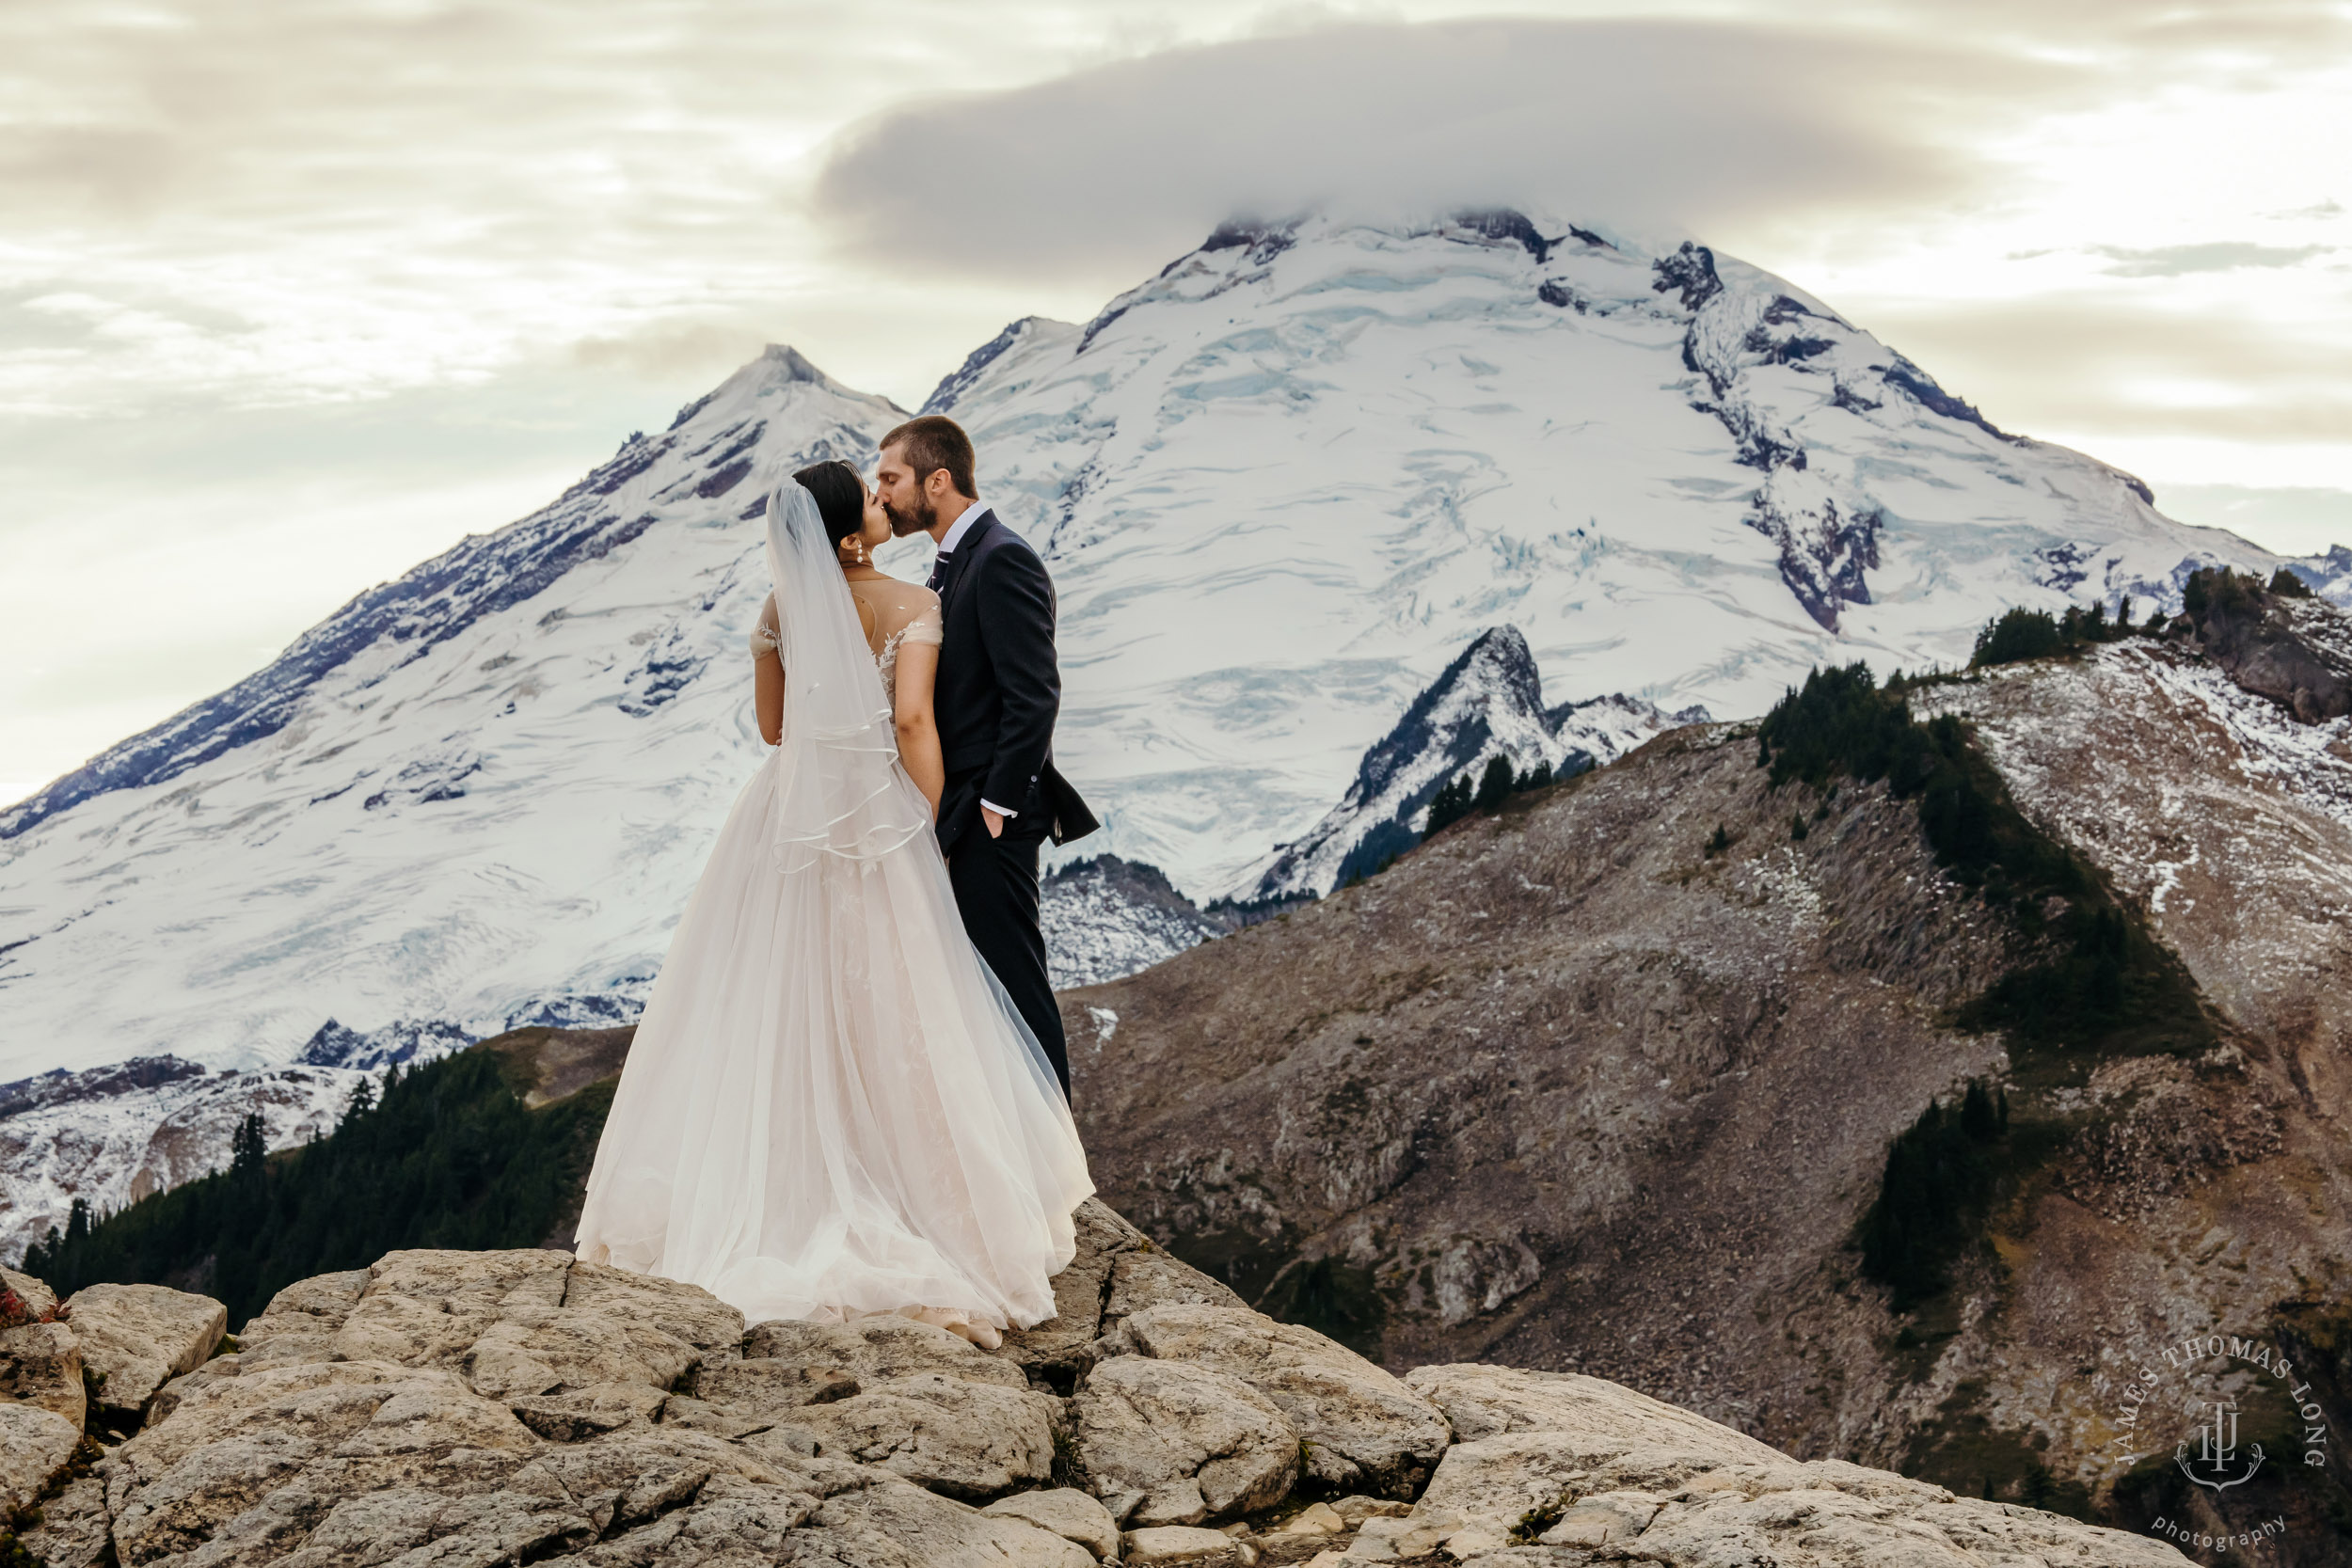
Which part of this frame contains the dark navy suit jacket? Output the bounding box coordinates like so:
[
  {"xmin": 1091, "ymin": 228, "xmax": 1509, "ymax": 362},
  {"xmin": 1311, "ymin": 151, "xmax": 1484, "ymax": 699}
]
[{"xmin": 929, "ymin": 511, "xmax": 1096, "ymax": 854}]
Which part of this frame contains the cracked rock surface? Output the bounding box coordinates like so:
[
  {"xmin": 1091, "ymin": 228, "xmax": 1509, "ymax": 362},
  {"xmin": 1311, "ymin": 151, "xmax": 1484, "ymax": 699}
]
[{"xmin": 3, "ymin": 1200, "xmax": 2188, "ymax": 1565}]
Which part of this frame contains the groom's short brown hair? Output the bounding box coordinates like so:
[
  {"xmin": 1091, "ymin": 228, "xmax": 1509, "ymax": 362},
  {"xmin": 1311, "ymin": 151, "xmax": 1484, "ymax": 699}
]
[{"xmin": 881, "ymin": 415, "xmax": 977, "ymax": 499}]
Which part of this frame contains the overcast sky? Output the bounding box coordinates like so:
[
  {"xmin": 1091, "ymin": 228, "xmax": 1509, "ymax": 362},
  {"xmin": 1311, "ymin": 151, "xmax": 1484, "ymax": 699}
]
[{"xmin": 4, "ymin": 0, "xmax": 2348, "ymax": 801}]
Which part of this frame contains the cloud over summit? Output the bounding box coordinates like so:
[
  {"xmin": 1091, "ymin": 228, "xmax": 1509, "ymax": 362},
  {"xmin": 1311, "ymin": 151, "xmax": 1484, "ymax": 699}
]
[{"xmin": 815, "ymin": 17, "xmax": 2060, "ymax": 284}]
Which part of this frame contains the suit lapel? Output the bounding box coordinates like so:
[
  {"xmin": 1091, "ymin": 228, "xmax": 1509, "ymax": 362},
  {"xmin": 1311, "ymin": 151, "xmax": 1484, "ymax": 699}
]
[{"xmin": 938, "ymin": 511, "xmax": 996, "ymax": 617}]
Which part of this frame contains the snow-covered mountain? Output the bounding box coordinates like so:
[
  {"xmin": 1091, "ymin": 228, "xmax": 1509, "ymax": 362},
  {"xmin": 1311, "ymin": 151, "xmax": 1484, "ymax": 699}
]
[
  {"xmin": 927, "ymin": 210, "xmax": 2314, "ymax": 901},
  {"xmin": 0, "ymin": 1054, "xmax": 376, "ymax": 1264},
  {"xmin": 1240, "ymin": 625, "xmax": 1707, "ymax": 899},
  {"xmin": 0, "ymin": 211, "xmax": 2327, "ymax": 1097}
]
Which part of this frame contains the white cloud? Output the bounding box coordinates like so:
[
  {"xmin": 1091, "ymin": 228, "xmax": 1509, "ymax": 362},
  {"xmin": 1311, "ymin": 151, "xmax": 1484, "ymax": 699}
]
[
  {"xmin": 3, "ymin": 0, "xmax": 2351, "ymax": 789},
  {"xmin": 814, "ymin": 17, "xmax": 2054, "ymax": 288}
]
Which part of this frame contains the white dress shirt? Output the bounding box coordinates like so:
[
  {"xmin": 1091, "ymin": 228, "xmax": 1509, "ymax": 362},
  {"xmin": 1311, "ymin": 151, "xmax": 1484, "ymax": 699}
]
[
  {"xmin": 934, "ymin": 500, "xmax": 1019, "ymax": 823},
  {"xmin": 936, "ymin": 499, "xmax": 988, "ymax": 555}
]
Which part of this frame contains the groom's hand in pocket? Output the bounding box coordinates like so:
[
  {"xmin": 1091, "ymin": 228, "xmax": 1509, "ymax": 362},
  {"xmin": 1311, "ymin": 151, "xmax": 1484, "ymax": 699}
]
[{"xmin": 982, "ymin": 807, "xmax": 1005, "ymax": 839}]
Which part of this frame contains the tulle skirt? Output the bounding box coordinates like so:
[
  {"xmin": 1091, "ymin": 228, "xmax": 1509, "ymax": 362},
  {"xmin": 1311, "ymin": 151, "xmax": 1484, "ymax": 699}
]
[{"xmin": 573, "ymin": 746, "xmax": 1094, "ymax": 1331}]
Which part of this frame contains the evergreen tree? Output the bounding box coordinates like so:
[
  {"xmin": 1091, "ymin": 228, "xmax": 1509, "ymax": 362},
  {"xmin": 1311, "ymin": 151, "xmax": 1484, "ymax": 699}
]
[
  {"xmin": 2269, "ymin": 567, "xmax": 2312, "ymax": 599},
  {"xmin": 1972, "ymin": 608, "xmax": 2063, "ymax": 667},
  {"xmin": 1516, "ymin": 759, "xmax": 1552, "ymax": 792},
  {"xmin": 1472, "ymin": 754, "xmax": 1516, "ymax": 813},
  {"xmin": 11, "ymin": 1045, "xmax": 616, "ymax": 1327},
  {"xmin": 1705, "ymin": 824, "xmax": 1731, "ymax": 858},
  {"xmin": 1423, "ymin": 774, "xmax": 1473, "ymax": 837}
]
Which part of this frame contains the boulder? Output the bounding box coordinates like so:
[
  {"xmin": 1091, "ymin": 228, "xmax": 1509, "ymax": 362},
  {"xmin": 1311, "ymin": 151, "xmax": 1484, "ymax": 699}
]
[
  {"xmin": 745, "ymin": 1314, "xmax": 1030, "ymax": 1391},
  {"xmin": 793, "ymin": 1370, "xmax": 1062, "ymax": 1501},
  {"xmin": 1101, "ymin": 1246, "xmax": 1248, "ymax": 1333},
  {"xmin": 0, "ymin": 1399, "xmax": 81, "ymax": 1513},
  {"xmin": 510, "ymin": 1380, "xmax": 670, "ymax": 1441},
  {"xmin": 1, "ymin": 1265, "xmax": 59, "ymax": 1322},
  {"xmin": 14, "ymin": 1473, "xmax": 109, "ymax": 1568},
  {"xmin": 1405, "ymin": 1432, "xmax": 2193, "ymax": 1566},
  {"xmin": 793, "ymin": 1469, "xmax": 1096, "ymax": 1566},
  {"xmin": 59, "ymin": 1280, "xmax": 227, "ymax": 1425},
  {"xmin": 992, "ymin": 1196, "xmax": 1151, "ymax": 1374},
  {"xmin": 1073, "ymin": 1355, "xmax": 1298, "ymax": 1526},
  {"xmin": 1104, "ymin": 1305, "xmax": 1450, "ymax": 1497},
  {"xmin": 1278, "ymin": 1499, "xmax": 1346, "ymax": 1536},
  {"xmin": 233, "ymin": 1267, "xmax": 367, "ymax": 1371},
  {"xmin": 0, "ymin": 1318, "xmax": 86, "ymax": 1427},
  {"xmin": 241, "ymin": 1248, "xmax": 746, "ymax": 1404},
  {"xmin": 980, "ymin": 1485, "xmax": 1123, "ymax": 1560},
  {"xmin": 1341, "ymin": 1511, "xmax": 1453, "ymax": 1560},
  {"xmin": 1124, "ymin": 1523, "xmax": 1243, "ymax": 1564},
  {"xmin": 1403, "ymin": 1361, "xmax": 1786, "ymax": 1460},
  {"xmin": 690, "ymin": 1354, "xmax": 861, "ymax": 1418}
]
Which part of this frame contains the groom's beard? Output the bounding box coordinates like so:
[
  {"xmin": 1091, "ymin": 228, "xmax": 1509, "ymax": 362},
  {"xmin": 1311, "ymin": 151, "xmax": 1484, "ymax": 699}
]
[{"xmin": 882, "ymin": 494, "xmax": 935, "ymax": 539}]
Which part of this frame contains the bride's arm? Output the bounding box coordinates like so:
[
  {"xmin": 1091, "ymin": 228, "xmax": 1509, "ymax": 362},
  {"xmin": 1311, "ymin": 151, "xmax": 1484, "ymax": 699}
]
[
  {"xmin": 751, "ymin": 596, "xmax": 784, "ymax": 745},
  {"xmin": 892, "ymin": 642, "xmax": 945, "ymax": 816},
  {"xmin": 755, "ymin": 654, "xmax": 784, "ymax": 746}
]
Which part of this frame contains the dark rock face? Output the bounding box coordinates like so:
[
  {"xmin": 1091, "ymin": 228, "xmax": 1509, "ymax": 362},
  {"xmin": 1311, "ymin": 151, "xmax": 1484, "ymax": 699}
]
[
  {"xmin": 1449, "ymin": 208, "xmax": 1554, "ymax": 263},
  {"xmin": 295, "ymin": 1019, "xmax": 472, "ymax": 1071},
  {"xmin": 1651, "ymin": 241, "xmax": 1724, "ymax": 309},
  {"xmin": 1880, "ymin": 356, "xmax": 2014, "ymax": 442},
  {"xmin": 1243, "ymin": 626, "xmax": 1594, "ymax": 901},
  {"xmin": 2184, "ymin": 569, "xmax": 2352, "ymax": 722},
  {"xmin": 1038, "ymin": 856, "xmax": 1232, "ymax": 990},
  {"xmin": 1749, "ymin": 493, "xmax": 1884, "ymax": 631},
  {"xmin": 0, "ymin": 1058, "xmax": 208, "ymax": 1120},
  {"xmin": 1063, "ymin": 676, "xmax": 2351, "ymax": 1542},
  {"xmin": 921, "ymin": 317, "xmax": 1040, "ymax": 416}
]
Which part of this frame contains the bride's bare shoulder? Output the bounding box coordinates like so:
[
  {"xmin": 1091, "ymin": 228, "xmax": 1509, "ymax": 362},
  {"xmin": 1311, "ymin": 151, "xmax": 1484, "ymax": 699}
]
[{"xmin": 850, "ymin": 578, "xmax": 938, "ymax": 640}]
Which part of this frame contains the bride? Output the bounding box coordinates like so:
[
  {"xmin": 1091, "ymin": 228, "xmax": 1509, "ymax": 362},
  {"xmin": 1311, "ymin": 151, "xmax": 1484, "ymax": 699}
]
[{"xmin": 573, "ymin": 460, "xmax": 1094, "ymax": 1348}]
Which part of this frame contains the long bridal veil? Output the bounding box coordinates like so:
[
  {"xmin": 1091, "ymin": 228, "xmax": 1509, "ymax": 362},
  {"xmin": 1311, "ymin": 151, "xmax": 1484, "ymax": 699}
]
[{"xmin": 573, "ymin": 481, "xmax": 1091, "ymax": 1331}]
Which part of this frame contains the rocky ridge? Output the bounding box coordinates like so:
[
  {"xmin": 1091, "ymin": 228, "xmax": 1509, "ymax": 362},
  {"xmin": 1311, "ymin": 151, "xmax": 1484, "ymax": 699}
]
[
  {"xmin": 1240, "ymin": 626, "xmax": 1708, "ymax": 902},
  {"xmin": 1059, "ymin": 610, "xmax": 2352, "ymax": 1553},
  {"xmin": 2, "ymin": 1201, "xmax": 2185, "ymax": 1567}
]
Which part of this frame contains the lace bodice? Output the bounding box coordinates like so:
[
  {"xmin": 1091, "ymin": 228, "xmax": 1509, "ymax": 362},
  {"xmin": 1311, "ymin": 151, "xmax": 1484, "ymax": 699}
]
[{"xmin": 749, "ymin": 589, "xmax": 941, "ymax": 704}]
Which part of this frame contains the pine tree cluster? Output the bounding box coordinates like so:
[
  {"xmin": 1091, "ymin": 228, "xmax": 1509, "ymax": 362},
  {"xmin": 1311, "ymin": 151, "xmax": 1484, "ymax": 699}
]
[
  {"xmin": 1969, "ymin": 598, "xmax": 2153, "ymax": 669},
  {"xmin": 19, "ymin": 1045, "xmax": 614, "ymax": 1328},
  {"xmin": 1423, "ymin": 753, "xmax": 1553, "ymax": 838},
  {"xmin": 1753, "ymin": 662, "xmax": 2210, "ymax": 1062}
]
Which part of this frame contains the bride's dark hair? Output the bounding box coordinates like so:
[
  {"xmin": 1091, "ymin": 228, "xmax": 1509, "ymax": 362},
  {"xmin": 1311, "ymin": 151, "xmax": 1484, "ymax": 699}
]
[{"xmin": 792, "ymin": 461, "xmax": 866, "ymax": 546}]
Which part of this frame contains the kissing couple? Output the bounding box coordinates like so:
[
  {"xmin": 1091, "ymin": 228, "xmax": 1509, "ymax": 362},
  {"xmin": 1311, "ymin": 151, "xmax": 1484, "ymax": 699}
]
[{"xmin": 575, "ymin": 415, "xmax": 1099, "ymax": 1349}]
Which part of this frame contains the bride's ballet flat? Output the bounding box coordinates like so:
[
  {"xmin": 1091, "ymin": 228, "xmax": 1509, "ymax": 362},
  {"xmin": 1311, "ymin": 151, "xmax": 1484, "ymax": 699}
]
[{"xmin": 572, "ymin": 459, "xmax": 1094, "ymax": 1349}]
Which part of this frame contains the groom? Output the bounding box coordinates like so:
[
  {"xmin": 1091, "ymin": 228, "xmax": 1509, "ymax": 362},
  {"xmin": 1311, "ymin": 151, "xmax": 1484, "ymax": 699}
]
[{"xmin": 876, "ymin": 416, "xmax": 1096, "ymax": 1098}]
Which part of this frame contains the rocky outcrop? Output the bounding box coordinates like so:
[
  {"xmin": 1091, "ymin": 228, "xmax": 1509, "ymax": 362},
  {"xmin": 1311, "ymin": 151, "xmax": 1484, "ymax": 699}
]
[
  {"xmin": 2181, "ymin": 565, "xmax": 2352, "ymax": 722},
  {"xmin": 1237, "ymin": 626, "xmax": 1700, "ymax": 902},
  {"xmin": 59, "ymin": 1283, "xmax": 227, "ymax": 1429},
  {"xmin": 1061, "ymin": 648, "xmax": 2352, "ymax": 1554},
  {"xmin": 0, "ymin": 1200, "xmax": 2185, "ymax": 1566}
]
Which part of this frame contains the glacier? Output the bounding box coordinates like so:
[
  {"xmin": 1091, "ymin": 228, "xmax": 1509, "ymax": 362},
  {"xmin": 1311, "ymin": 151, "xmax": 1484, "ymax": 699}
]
[{"xmin": 0, "ymin": 209, "xmax": 2324, "ymax": 1099}]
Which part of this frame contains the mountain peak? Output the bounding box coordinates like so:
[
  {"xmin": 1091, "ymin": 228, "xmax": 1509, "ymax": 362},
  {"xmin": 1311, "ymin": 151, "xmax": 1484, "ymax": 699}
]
[{"xmin": 735, "ymin": 343, "xmax": 853, "ymax": 399}]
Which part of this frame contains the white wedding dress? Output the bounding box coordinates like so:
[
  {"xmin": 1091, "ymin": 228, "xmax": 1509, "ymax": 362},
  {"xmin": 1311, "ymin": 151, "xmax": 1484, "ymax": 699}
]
[{"xmin": 573, "ymin": 482, "xmax": 1094, "ymax": 1338}]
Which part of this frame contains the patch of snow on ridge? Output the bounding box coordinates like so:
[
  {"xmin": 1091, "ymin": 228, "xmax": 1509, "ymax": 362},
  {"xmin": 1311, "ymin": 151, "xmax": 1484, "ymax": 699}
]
[
  {"xmin": 0, "ymin": 1056, "xmax": 379, "ymax": 1267},
  {"xmin": 0, "ymin": 346, "xmax": 911, "ymax": 1080},
  {"xmin": 1, "ymin": 210, "xmax": 2330, "ymax": 1087},
  {"xmin": 1041, "ymin": 855, "xmax": 1229, "ymax": 988},
  {"xmin": 1240, "ymin": 625, "xmax": 1708, "ymax": 900},
  {"xmin": 940, "ymin": 211, "xmax": 2300, "ymax": 893}
]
